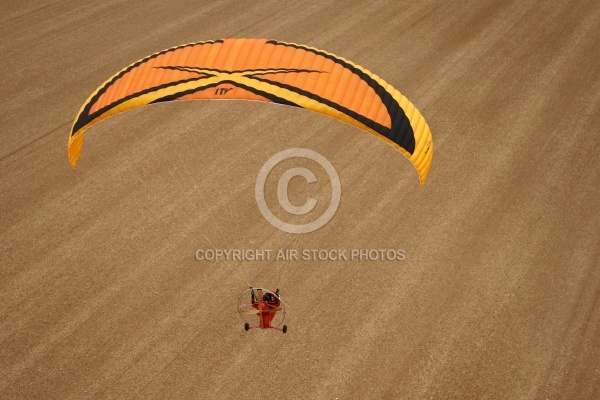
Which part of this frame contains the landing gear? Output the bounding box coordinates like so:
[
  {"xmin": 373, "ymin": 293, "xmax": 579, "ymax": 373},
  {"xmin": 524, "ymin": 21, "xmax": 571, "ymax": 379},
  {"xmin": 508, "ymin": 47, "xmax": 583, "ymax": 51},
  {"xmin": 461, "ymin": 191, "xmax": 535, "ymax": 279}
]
[
  {"xmin": 244, "ymin": 322, "xmax": 250, "ymax": 331},
  {"xmin": 282, "ymin": 325, "xmax": 287, "ymax": 333}
]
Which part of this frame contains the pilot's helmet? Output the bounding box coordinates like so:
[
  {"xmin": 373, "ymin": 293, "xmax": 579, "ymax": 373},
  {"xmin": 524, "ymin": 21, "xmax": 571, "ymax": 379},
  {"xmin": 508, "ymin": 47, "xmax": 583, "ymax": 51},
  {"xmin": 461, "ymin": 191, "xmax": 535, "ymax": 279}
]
[{"xmin": 263, "ymin": 292, "xmax": 275, "ymax": 303}]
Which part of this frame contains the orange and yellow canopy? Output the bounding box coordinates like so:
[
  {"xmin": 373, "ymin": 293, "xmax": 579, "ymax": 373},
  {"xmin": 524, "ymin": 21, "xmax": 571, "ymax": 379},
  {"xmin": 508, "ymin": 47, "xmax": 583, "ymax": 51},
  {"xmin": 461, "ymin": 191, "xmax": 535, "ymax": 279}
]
[{"xmin": 68, "ymin": 38, "xmax": 433, "ymax": 185}]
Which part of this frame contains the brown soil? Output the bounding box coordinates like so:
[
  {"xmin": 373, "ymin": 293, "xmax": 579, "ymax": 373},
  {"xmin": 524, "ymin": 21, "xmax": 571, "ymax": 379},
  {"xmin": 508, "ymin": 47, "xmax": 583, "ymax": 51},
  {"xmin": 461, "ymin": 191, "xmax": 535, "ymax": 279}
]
[{"xmin": 1, "ymin": 1, "xmax": 599, "ymax": 398}]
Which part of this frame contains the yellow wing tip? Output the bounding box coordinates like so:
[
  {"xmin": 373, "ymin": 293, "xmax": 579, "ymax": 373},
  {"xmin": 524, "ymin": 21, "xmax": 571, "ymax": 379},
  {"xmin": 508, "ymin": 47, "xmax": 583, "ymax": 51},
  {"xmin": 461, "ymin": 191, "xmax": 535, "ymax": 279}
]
[
  {"xmin": 373, "ymin": 132, "xmax": 432, "ymax": 187},
  {"xmin": 68, "ymin": 131, "xmax": 85, "ymax": 167}
]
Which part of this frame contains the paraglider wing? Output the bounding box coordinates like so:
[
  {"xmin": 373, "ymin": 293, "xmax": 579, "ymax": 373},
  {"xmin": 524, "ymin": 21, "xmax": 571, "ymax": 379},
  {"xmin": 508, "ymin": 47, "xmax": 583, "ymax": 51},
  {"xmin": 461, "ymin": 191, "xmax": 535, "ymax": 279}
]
[{"xmin": 68, "ymin": 38, "xmax": 433, "ymax": 185}]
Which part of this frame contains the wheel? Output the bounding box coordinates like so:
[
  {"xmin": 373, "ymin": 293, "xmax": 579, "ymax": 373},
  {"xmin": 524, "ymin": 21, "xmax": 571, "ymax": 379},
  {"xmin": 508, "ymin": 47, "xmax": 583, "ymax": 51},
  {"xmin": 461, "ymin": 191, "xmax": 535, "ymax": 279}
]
[
  {"xmin": 282, "ymin": 325, "xmax": 287, "ymax": 333},
  {"xmin": 244, "ymin": 322, "xmax": 250, "ymax": 331}
]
